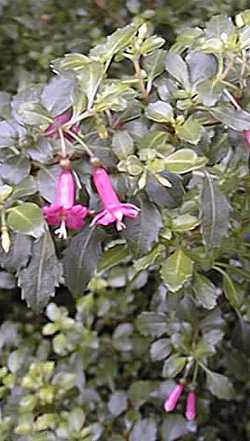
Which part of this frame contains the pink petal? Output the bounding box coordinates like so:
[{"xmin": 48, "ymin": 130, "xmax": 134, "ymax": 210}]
[
  {"xmin": 164, "ymin": 384, "xmax": 184, "ymax": 412},
  {"xmin": 56, "ymin": 169, "xmax": 76, "ymax": 209},
  {"xmin": 93, "ymin": 168, "xmax": 120, "ymax": 207},
  {"xmin": 43, "ymin": 204, "xmax": 62, "ymax": 225},
  {"xmin": 65, "ymin": 205, "xmax": 89, "ymax": 230},
  {"xmin": 91, "ymin": 209, "xmax": 116, "ymax": 226},
  {"xmin": 185, "ymin": 391, "xmax": 197, "ymax": 421},
  {"xmin": 120, "ymin": 203, "xmax": 140, "ymax": 219}
]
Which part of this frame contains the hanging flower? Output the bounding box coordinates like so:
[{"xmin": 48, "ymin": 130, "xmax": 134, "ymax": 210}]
[
  {"xmin": 185, "ymin": 390, "xmax": 197, "ymax": 421},
  {"xmin": 43, "ymin": 168, "xmax": 89, "ymax": 238},
  {"xmin": 45, "ymin": 108, "xmax": 79, "ymax": 142},
  {"xmin": 164, "ymin": 383, "xmax": 184, "ymax": 412},
  {"xmin": 91, "ymin": 167, "xmax": 140, "ymax": 230}
]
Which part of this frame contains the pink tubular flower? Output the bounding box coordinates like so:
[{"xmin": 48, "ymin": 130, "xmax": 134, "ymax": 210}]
[
  {"xmin": 43, "ymin": 168, "xmax": 89, "ymax": 238},
  {"xmin": 164, "ymin": 384, "xmax": 184, "ymax": 412},
  {"xmin": 91, "ymin": 167, "xmax": 140, "ymax": 231},
  {"xmin": 185, "ymin": 390, "xmax": 197, "ymax": 421},
  {"xmin": 45, "ymin": 108, "xmax": 79, "ymax": 142}
]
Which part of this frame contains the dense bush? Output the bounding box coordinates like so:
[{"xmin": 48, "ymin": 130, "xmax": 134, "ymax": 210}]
[{"xmin": 0, "ymin": 4, "xmax": 250, "ymax": 441}]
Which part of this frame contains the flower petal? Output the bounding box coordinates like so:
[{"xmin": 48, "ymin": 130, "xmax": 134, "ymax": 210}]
[
  {"xmin": 43, "ymin": 204, "xmax": 62, "ymax": 225},
  {"xmin": 65, "ymin": 205, "xmax": 89, "ymax": 230},
  {"xmin": 91, "ymin": 209, "xmax": 116, "ymax": 226}
]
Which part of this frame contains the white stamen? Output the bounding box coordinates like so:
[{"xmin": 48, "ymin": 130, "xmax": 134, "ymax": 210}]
[
  {"xmin": 55, "ymin": 220, "xmax": 67, "ymax": 239},
  {"xmin": 116, "ymin": 220, "xmax": 126, "ymax": 231}
]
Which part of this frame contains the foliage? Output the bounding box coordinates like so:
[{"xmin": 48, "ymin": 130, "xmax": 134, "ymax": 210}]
[{"xmin": 0, "ymin": 4, "xmax": 250, "ymax": 440}]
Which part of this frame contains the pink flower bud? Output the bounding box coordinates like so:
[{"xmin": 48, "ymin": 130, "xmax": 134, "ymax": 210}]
[
  {"xmin": 56, "ymin": 169, "xmax": 75, "ymax": 209},
  {"xmin": 164, "ymin": 384, "xmax": 184, "ymax": 412},
  {"xmin": 185, "ymin": 390, "xmax": 197, "ymax": 421}
]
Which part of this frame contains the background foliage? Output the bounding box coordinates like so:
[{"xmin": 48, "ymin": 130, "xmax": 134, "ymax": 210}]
[{"xmin": 0, "ymin": 1, "xmax": 250, "ymax": 440}]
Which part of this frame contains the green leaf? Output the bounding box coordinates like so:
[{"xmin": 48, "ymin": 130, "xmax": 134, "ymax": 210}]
[
  {"xmin": 186, "ymin": 52, "xmax": 218, "ymax": 85},
  {"xmin": 108, "ymin": 392, "xmax": 128, "ymax": 417},
  {"xmin": 63, "ymin": 225, "xmax": 104, "ymax": 296},
  {"xmin": 201, "ymin": 173, "xmax": 232, "ymax": 248},
  {"xmin": 27, "ymin": 137, "xmax": 54, "ymax": 163},
  {"xmin": 150, "ymin": 338, "xmax": 172, "ymax": 361},
  {"xmin": 206, "ymin": 15, "xmax": 234, "ymax": 38},
  {"xmin": 175, "ymin": 117, "xmax": 203, "ymax": 145},
  {"xmin": 223, "ymin": 271, "xmax": 242, "ymax": 310},
  {"xmin": 0, "ymin": 233, "xmax": 32, "ymax": 273},
  {"xmin": 98, "ymin": 244, "xmax": 130, "ymax": 273},
  {"xmin": 129, "ymin": 419, "xmax": 157, "ymax": 441},
  {"xmin": 162, "ymin": 354, "xmax": 186, "ymax": 378},
  {"xmin": 51, "ymin": 53, "xmax": 90, "ymax": 73},
  {"xmin": 210, "ymin": 106, "xmax": 250, "ymax": 131},
  {"xmin": 143, "ymin": 49, "xmax": 167, "ymax": 94},
  {"xmin": 171, "ymin": 214, "xmax": 199, "ymax": 232},
  {"xmin": 133, "ymin": 244, "xmax": 164, "ymax": 274},
  {"xmin": 0, "ymin": 271, "xmax": 16, "ymax": 289},
  {"xmin": 18, "ymin": 232, "xmax": 60, "ymax": 312},
  {"xmin": 7, "ymin": 203, "xmax": 44, "ymax": 238},
  {"xmin": 197, "ymin": 79, "xmax": 224, "ymax": 106},
  {"xmin": 146, "ymin": 172, "xmax": 184, "ymax": 209},
  {"xmin": 128, "ymin": 381, "xmax": 157, "ymax": 409},
  {"xmin": 165, "ymin": 149, "xmax": 206, "ymax": 173},
  {"xmin": 161, "ymin": 249, "xmax": 193, "ymax": 292},
  {"xmin": 8, "ymin": 176, "xmax": 37, "ymax": 202},
  {"xmin": 78, "ymin": 61, "xmax": 104, "ymax": 109},
  {"xmin": 90, "ymin": 23, "xmax": 139, "ymax": 63},
  {"xmin": 136, "ymin": 312, "xmax": 167, "ymax": 337},
  {"xmin": 145, "ymin": 101, "xmax": 174, "ymax": 123},
  {"xmin": 0, "ymin": 155, "xmax": 30, "ymax": 185},
  {"xmin": 112, "ymin": 130, "xmax": 134, "ymax": 160},
  {"xmin": 37, "ymin": 165, "xmax": 61, "ymax": 202},
  {"xmin": 94, "ymin": 82, "xmax": 137, "ymax": 112},
  {"xmin": 161, "ymin": 415, "xmax": 189, "ymax": 441},
  {"xmin": 123, "ymin": 196, "xmax": 162, "ymax": 258},
  {"xmin": 0, "ymin": 120, "xmax": 18, "ymax": 148},
  {"xmin": 41, "ymin": 76, "xmax": 76, "ymax": 117},
  {"xmin": 193, "ymin": 273, "xmax": 218, "ymax": 310},
  {"xmin": 206, "ymin": 371, "xmax": 234, "ymax": 400},
  {"xmin": 165, "ymin": 53, "xmax": 190, "ymax": 88}
]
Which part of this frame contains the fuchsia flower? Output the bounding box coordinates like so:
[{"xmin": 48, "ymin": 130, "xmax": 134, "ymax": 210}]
[
  {"xmin": 45, "ymin": 109, "xmax": 79, "ymax": 142},
  {"xmin": 164, "ymin": 384, "xmax": 184, "ymax": 412},
  {"xmin": 91, "ymin": 167, "xmax": 140, "ymax": 230},
  {"xmin": 43, "ymin": 168, "xmax": 89, "ymax": 238},
  {"xmin": 185, "ymin": 390, "xmax": 197, "ymax": 421}
]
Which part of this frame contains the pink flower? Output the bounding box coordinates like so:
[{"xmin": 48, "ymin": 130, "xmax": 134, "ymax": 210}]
[
  {"xmin": 164, "ymin": 384, "xmax": 184, "ymax": 412},
  {"xmin": 185, "ymin": 390, "xmax": 197, "ymax": 421},
  {"xmin": 45, "ymin": 109, "xmax": 79, "ymax": 142},
  {"xmin": 91, "ymin": 167, "xmax": 140, "ymax": 230},
  {"xmin": 43, "ymin": 168, "xmax": 89, "ymax": 238},
  {"xmin": 244, "ymin": 130, "xmax": 250, "ymax": 151}
]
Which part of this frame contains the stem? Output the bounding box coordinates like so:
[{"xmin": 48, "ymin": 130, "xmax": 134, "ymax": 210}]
[
  {"xmin": 58, "ymin": 128, "xmax": 67, "ymax": 158},
  {"xmin": 63, "ymin": 110, "xmax": 94, "ymax": 129},
  {"xmin": 192, "ymin": 362, "xmax": 199, "ymax": 387},
  {"xmin": 223, "ymin": 89, "xmax": 241, "ymax": 110},
  {"xmin": 67, "ymin": 130, "xmax": 95, "ymax": 158},
  {"xmin": 133, "ymin": 58, "xmax": 147, "ymax": 99}
]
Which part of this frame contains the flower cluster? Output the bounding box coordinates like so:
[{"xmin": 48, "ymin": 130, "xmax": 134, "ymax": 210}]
[
  {"xmin": 164, "ymin": 383, "xmax": 197, "ymax": 421},
  {"xmin": 43, "ymin": 162, "xmax": 140, "ymax": 238}
]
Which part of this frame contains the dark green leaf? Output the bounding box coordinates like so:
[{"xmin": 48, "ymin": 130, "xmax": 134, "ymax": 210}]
[
  {"xmin": 108, "ymin": 392, "xmax": 128, "ymax": 417},
  {"xmin": 144, "ymin": 49, "xmax": 167, "ymax": 93},
  {"xmin": 175, "ymin": 117, "xmax": 203, "ymax": 145},
  {"xmin": 206, "ymin": 371, "xmax": 234, "ymax": 400},
  {"xmin": 165, "ymin": 53, "xmax": 190, "ymax": 88},
  {"xmin": 27, "ymin": 137, "xmax": 54, "ymax": 163},
  {"xmin": 41, "ymin": 76, "xmax": 76, "ymax": 117},
  {"xmin": 201, "ymin": 173, "xmax": 232, "ymax": 248},
  {"xmin": 123, "ymin": 196, "xmax": 162, "ymax": 258},
  {"xmin": 186, "ymin": 52, "xmax": 218, "ymax": 85},
  {"xmin": 145, "ymin": 101, "xmax": 174, "ymax": 123},
  {"xmin": 37, "ymin": 165, "xmax": 61, "ymax": 202},
  {"xmin": 210, "ymin": 106, "xmax": 250, "ymax": 131},
  {"xmin": 0, "ymin": 233, "xmax": 32, "ymax": 273},
  {"xmin": 146, "ymin": 172, "xmax": 184, "ymax": 209},
  {"xmin": 8, "ymin": 176, "xmax": 37, "ymax": 202},
  {"xmin": 112, "ymin": 130, "xmax": 134, "ymax": 160},
  {"xmin": 63, "ymin": 225, "xmax": 104, "ymax": 296},
  {"xmin": 98, "ymin": 244, "xmax": 130, "ymax": 273},
  {"xmin": 0, "ymin": 271, "xmax": 16, "ymax": 289},
  {"xmin": 150, "ymin": 338, "xmax": 172, "ymax": 361},
  {"xmin": 18, "ymin": 232, "xmax": 60, "ymax": 312},
  {"xmin": 78, "ymin": 62, "xmax": 104, "ymax": 109},
  {"xmin": 223, "ymin": 271, "xmax": 243, "ymax": 310},
  {"xmin": 161, "ymin": 415, "xmax": 189, "ymax": 441},
  {"xmin": 136, "ymin": 312, "xmax": 167, "ymax": 337},
  {"xmin": 129, "ymin": 419, "xmax": 157, "ymax": 441},
  {"xmin": 0, "ymin": 155, "xmax": 30, "ymax": 185}
]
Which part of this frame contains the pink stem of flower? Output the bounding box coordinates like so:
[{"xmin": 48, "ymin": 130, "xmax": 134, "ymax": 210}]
[
  {"xmin": 93, "ymin": 167, "xmax": 120, "ymax": 207},
  {"xmin": 164, "ymin": 384, "xmax": 184, "ymax": 412},
  {"xmin": 185, "ymin": 390, "xmax": 197, "ymax": 421},
  {"xmin": 56, "ymin": 169, "xmax": 76, "ymax": 209}
]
